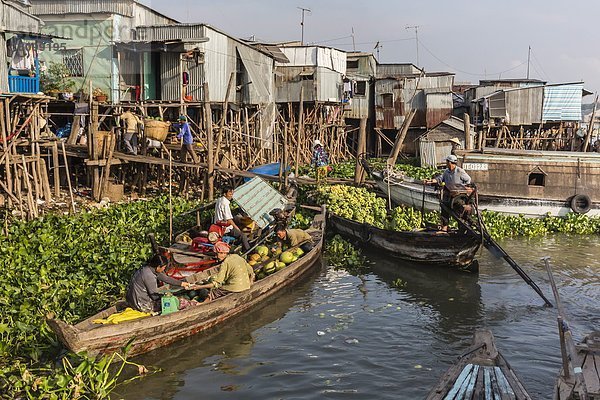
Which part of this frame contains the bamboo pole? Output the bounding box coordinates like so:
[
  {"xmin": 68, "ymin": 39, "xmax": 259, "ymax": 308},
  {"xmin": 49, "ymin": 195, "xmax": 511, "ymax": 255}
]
[
  {"xmin": 203, "ymin": 82, "xmax": 214, "ymax": 200},
  {"xmin": 354, "ymin": 117, "xmax": 367, "ymax": 184},
  {"xmin": 583, "ymin": 94, "xmax": 598, "ymax": 152},
  {"xmin": 387, "ymin": 109, "xmax": 416, "ymax": 167},
  {"xmin": 61, "ymin": 142, "xmax": 76, "ymax": 213},
  {"xmin": 295, "ymin": 87, "xmax": 304, "ymax": 176},
  {"xmin": 215, "ymin": 72, "xmax": 235, "ymax": 166}
]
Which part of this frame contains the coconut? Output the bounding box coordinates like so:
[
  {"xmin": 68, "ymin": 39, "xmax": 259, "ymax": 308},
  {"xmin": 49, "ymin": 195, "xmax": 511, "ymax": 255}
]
[
  {"xmin": 280, "ymin": 251, "xmax": 295, "ymax": 264},
  {"xmin": 256, "ymin": 246, "xmax": 269, "ymax": 257}
]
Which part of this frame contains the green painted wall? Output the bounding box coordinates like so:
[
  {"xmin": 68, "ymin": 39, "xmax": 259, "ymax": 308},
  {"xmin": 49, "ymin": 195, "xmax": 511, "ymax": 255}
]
[{"xmin": 39, "ymin": 18, "xmax": 115, "ymax": 100}]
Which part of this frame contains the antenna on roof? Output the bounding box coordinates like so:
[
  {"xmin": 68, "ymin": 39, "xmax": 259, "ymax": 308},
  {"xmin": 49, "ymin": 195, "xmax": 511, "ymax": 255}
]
[
  {"xmin": 374, "ymin": 41, "xmax": 382, "ymax": 61},
  {"xmin": 297, "ymin": 7, "xmax": 311, "ymax": 45},
  {"xmin": 405, "ymin": 25, "xmax": 420, "ymax": 66},
  {"xmin": 351, "ymin": 27, "xmax": 356, "ymax": 51}
]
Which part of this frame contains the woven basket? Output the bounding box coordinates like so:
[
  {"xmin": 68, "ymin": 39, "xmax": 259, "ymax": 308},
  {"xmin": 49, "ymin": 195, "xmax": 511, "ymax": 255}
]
[{"xmin": 144, "ymin": 120, "xmax": 169, "ymax": 142}]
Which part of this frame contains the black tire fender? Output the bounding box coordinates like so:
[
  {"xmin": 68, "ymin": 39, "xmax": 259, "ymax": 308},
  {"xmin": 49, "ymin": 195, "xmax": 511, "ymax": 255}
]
[{"xmin": 570, "ymin": 194, "xmax": 591, "ymax": 214}]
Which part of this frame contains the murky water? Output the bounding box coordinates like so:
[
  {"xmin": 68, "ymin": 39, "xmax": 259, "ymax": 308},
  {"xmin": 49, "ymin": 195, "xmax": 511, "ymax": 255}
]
[{"xmin": 115, "ymin": 234, "xmax": 599, "ymax": 400}]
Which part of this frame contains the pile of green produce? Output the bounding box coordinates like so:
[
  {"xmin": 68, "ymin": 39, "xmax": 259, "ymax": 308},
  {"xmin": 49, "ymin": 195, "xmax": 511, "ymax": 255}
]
[
  {"xmin": 299, "ymin": 158, "xmax": 439, "ymax": 181},
  {"xmin": 315, "ymin": 185, "xmax": 387, "ymax": 228},
  {"xmin": 0, "ymin": 196, "xmax": 202, "ymax": 399},
  {"xmin": 316, "ymin": 185, "xmax": 600, "ymax": 239},
  {"xmin": 247, "ymin": 245, "xmax": 305, "ymax": 280}
]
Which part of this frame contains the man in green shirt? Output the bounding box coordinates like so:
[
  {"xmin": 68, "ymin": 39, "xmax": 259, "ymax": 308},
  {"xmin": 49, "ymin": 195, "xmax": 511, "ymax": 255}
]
[
  {"xmin": 275, "ymin": 225, "xmax": 313, "ymax": 253},
  {"xmin": 193, "ymin": 242, "xmax": 255, "ymax": 302}
]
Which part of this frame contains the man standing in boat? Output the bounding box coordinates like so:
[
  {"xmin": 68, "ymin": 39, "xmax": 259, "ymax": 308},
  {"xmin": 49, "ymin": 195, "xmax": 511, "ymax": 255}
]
[
  {"xmin": 424, "ymin": 154, "xmax": 472, "ymax": 232},
  {"xmin": 191, "ymin": 242, "xmax": 255, "ymax": 302},
  {"xmin": 126, "ymin": 254, "xmax": 192, "ymax": 312},
  {"xmin": 214, "ymin": 186, "xmax": 250, "ymax": 251}
]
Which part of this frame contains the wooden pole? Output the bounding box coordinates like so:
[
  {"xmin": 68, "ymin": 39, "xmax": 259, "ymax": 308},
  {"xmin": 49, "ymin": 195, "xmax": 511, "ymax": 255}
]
[
  {"xmin": 61, "ymin": 142, "xmax": 76, "ymax": 213},
  {"xmin": 387, "ymin": 109, "xmax": 416, "ymax": 167},
  {"xmin": 52, "ymin": 141, "xmax": 60, "ymax": 198},
  {"xmin": 203, "ymin": 82, "xmax": 214, "ymax": 201},
  {"xmin": 215, "ymin": 72, "xmax": 235, "ymax": 166},
  {"xmin": 354, "ymin": 117, "xmax": 367, "ymax": 184},
  {"xmin": 162, "ymin": 143, "xmax": 173, "ymax": 242},
  {"xmin": 583, "ymin": 94, "xmax": 598, "ymax": 152},
  {"xmin": 463, "ymin": 113, "xmax": 472, "ymax": 150},
  {"xmin": 295, "ymin": 87, "xmax": 304, "ymax": 176}
]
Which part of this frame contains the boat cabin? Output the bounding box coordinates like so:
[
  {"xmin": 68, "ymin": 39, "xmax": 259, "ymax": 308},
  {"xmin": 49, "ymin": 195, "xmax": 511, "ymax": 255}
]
[{"xmin": 458, "ymin": 148, "xmax": 600, "ymax": 208}]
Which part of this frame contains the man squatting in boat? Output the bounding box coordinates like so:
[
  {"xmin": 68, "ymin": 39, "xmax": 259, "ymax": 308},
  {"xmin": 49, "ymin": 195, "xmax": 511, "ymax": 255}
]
[
  {"xmin": 423, "ymin": 154, "xmax": 473, "ymax": 232},
  {"xmin": 189, "ymin": 242, "xmax": 255, "ymax": 302},
  {"xmin": 274, "ymin": 224, "xmax": 314, "ymax": 254},
  {"xmin": 126, "ymin": 254, "xmax": 193, "ymax": 312}
]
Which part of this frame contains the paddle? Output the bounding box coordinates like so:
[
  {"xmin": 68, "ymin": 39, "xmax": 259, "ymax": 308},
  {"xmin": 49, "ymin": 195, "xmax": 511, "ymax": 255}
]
[{"xmin": 441, "ymin": 201, "xmax": 553, "ymax": 307}]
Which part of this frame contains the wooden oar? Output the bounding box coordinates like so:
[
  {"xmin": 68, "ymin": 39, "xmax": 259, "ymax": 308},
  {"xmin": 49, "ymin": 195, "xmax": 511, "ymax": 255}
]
[{"xmin": 543, "ymin": 257, "xmax": 589, "ymax": 400}]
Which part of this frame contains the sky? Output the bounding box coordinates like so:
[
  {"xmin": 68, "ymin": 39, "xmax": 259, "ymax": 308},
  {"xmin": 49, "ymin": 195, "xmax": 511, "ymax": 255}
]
[{"xmin": 142, "ymin": 0, "xmax": 600, "ymax": 101}]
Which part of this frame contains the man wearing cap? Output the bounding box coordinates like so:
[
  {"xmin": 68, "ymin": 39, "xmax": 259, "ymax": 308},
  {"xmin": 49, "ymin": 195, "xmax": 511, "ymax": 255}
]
[
  {"xmin": 311, "ymin": 139, "xmax": 329, "ymax": 184},
  {"xmin": 173, "ymin": 115, "xmax": 199, "ymax": 164},
  {"xmin": 424, "ymin": 155, "xmax": 472, "ymax": 232},
  {"xmin": 192, "ymin": 242, "xmax": 255, "ymax": 302},
  {"xmin": 126, "ymin": 254, "xmax": 192, "ymax": 312}
]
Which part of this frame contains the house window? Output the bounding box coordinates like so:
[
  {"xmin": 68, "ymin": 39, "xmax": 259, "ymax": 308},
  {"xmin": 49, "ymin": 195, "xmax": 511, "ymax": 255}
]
[
  {"xmin": 382, "ymin": 93, "xmax": 393, "ymax": 108},
  {"xmin": 355, "ymin": 81, "xmax": 366, "ymax": 96},
  {"xmin": 528, "ymin": 172, "xmax": 545, "ymax": 187},
  {"xmin": 347, "ymin": 59, "xmax": 359, "ymax": 69},
  {"xmin": 62, "ymin": 49, "xmax": 84, "ymax": 77}
]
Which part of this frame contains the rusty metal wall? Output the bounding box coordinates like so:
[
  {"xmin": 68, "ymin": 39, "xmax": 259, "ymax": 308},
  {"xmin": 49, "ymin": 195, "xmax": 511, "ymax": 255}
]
[
  {"xmin": 275, "ymin": 66, "xmax": 316, "ymax": 103},
  {"xmin": 425, "ymin": 92, "xmax": 452, "ymax": 128}
]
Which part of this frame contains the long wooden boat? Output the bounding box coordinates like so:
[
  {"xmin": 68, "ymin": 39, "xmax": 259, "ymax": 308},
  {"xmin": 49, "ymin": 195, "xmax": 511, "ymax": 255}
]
[
  {"xmin": 427, "ymin": 330, "xmax": 532, "ymax": 400},
  {"xmin": 328, "ymin": 212, "xmax": 480, "ymax": 271},
  {"xmin": 554, "ymin": 331, "xmax": 600, "ymax": 400},
  {"xmin": 46, "ymin": 207, "xmax": 325, "ymax": 358},
  {"xmin": 369, "ymin": 148, "xmax": 600, "ymax": 218}
]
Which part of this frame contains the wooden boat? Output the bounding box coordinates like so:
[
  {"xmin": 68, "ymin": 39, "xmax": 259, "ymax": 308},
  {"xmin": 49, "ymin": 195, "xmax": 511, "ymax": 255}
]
[
  {"xmin": 555, "ymin": 331, "xmax": 600, "ymax": 400},
  {"xmin": 427, "ymin": 330, "xmax": 532, "ymax": 400},
  {"xmin": 369, "ymin": 148, "xmax": 600, "ymax": 218},
  {"xmin": 544, "ymin": 258, "xmax": 600, "ymax": 400},
  {"xmin": 328, "ymin": 212, "xmax": 480, "ymax": 271},
  {"xmin": 46, "ymin": 207, "xmax": 325, "ymax": 358},
  {"xmin": 164, "ymin": 176, "xmax": 296, "ymax": 278}
]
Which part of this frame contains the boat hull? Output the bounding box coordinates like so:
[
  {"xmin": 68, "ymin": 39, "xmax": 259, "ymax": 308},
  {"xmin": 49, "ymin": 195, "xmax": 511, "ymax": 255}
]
[
  {"xmin": 427, "ymin": 330, "xmax": 532, "ymax": 400},
  {"xmin": 47, "ymin": 210, "xmax": 326, "ymax": 358},
  {"xmin": 328, "ymin": 212, "xmax": 480, "ymax": 270},
  {"xmin": 373, "ymin": 171, "xmax": 600, "ymax": 218}
]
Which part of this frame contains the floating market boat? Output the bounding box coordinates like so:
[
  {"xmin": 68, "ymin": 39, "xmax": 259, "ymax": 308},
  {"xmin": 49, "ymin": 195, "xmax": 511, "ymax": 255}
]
[
  {"xmin": 426, "ymin": 330, "xmax": 532, "ymax": 400},
  {"xmin": 328, "ymin": 212, "xmax": 480, "ymax": 271},
  {"xmin": 554, "ymin": 331, "xmax": 600, "ymax": 400},
  {"xmin": 545, "ymin": 258, "xmax": 600, "ymax": 400},
  {"xmin": 46, "ymin": 207, "xmax": 325, "ymax": 357},
  {"xmin": 368, "ymin": 148, "xmax": 600, "ymax": 218},
  {"xmin": 164, "ymin": 176, "xmax": 296, "ymax": 278}
]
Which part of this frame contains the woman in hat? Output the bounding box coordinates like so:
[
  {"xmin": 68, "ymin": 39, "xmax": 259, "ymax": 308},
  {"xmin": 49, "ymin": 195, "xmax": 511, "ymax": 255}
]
[{"xmin": 311, "ymin": 139, "xmax": 330, "ymax": 184}]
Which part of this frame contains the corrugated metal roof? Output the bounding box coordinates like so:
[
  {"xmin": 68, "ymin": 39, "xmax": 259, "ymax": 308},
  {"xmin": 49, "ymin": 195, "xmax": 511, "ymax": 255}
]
[
  {"xmin": 542, "ymin": 83, "xmax": 583, "ymax": 122},
  {"xmin": 233, "ymin": 177, "xmax": 289, "ymax": 229},
  {"xmin": 30, "ymin": 0, "xmax": 134, "ymax": 16}
]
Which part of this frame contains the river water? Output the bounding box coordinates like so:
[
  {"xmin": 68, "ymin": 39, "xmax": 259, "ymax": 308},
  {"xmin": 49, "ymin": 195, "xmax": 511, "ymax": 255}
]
[{"xmin": 116, "ymin": 234, "xmax": 599, "ymax": 400}]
